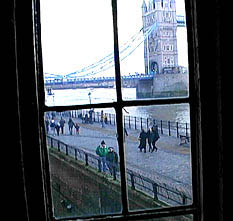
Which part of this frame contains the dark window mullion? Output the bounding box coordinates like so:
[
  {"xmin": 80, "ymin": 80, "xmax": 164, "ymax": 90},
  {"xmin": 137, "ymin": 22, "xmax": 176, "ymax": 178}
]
[
  {"xmin": 44, "ymin": 101, "xmax": 119, "ymax": 112},
  {"xmin": 111, "ymin": 0, "xmax": 129, "ymax": 215},
  {"xmin": 115, "ymin": 107, "xmax": 129, "ymax": 215},
  {"xmin": 112, "ymin": 0, "xmax": 122, "ymax": 102},
  {"xmin": 33, "ymin": 1, "xmax": 55, "ymax": 219},
  {"xmin": 43, "ymin": 97, "xmax": 190, "ymax": 113}
]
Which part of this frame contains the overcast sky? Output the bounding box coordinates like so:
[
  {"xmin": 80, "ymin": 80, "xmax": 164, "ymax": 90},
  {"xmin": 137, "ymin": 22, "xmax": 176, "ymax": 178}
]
[{"xmin": 40, "ymin": 0, "xmax": 188, "ymax": 77}]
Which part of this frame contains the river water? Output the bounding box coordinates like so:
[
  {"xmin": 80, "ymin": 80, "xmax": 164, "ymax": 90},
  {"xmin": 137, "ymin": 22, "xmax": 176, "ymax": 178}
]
[{"xmin": 46, "ymin": 88, "xmax": 190, "ymax": 124}]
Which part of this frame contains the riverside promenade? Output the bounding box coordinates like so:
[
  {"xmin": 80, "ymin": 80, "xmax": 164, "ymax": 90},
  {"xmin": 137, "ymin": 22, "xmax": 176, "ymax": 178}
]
[{"xmin": 46, "ymin": 115, "xmax": 192, "ymax": 198}]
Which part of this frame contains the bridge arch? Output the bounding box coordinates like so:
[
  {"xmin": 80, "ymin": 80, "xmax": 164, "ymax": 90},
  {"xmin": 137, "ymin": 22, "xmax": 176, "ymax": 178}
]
[{"xmin": 150, "ymin": 61, "xmax": 159, "ymax": 75}]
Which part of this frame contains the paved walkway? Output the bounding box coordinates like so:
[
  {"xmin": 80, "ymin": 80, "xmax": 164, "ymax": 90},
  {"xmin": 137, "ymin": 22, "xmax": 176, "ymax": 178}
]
[{"xmin": 47, "ymin": 117, "xmax": 192, "ymax": 196}]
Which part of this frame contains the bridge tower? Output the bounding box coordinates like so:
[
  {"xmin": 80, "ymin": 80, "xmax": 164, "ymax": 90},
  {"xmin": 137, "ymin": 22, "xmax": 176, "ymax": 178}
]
[
  {"xmin": 137, "ymin": 0, "xmax": 188, "ymax": 98},
  {"xmin": 142, "ymin": 0, "xmax": 178, "ymax": 75}
]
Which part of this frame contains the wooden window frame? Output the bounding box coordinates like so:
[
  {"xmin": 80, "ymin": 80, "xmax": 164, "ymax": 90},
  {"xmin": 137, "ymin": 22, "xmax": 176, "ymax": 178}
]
[{"xmin": 11, "ymin": 0, "xmax": 223, "ymax": 220}]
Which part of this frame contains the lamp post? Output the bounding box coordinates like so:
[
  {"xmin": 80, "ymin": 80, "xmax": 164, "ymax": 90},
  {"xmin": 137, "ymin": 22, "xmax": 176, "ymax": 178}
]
[{"xmin": 88, "ymin": 92, "xmax": 91, "ymax": 104}]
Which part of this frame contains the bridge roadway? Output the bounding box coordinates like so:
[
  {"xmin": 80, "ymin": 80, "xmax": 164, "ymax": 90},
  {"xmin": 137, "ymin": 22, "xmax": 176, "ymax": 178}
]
[
  {"xmin": 47, "ymin": 116, "xmax": 192, "ymax": 197},
  {"xmin": 44, "ymin": 74, "xmax": 154, "ymax": 89}
]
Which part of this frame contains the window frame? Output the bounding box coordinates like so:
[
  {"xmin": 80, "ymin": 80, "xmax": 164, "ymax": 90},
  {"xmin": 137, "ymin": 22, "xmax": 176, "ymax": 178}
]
[{"xmin": 14, "ymin": 0, "xmax": 207, "ymax": 220}]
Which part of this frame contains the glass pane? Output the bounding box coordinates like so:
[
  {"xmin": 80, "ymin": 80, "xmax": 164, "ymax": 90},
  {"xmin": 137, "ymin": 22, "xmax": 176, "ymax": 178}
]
[
  {"xmin": 40, "ymin": 0, "xmax": 116, "ymax": 106},
  {"xmin": 122, "ymin": 104, "xmax": 192, "ymax": 211},
  {"xmin": 117, "ymin": 0, "xmax": 189, "ymax": 100},
  {"xmin": 45, "ymin": 108, "xmax": 122, "ymax": 218}
]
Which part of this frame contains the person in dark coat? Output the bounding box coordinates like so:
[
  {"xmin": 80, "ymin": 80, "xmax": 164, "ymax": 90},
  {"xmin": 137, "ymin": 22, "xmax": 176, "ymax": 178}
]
[
  {"xmin": 68, "ymin": 118, "xmax": 74, "ymax": 135},
  {"xmin": 89, "ymin": 109, "xmax": 94, "ymax": 124},
  {"xmin": 59, "ymin": 117, "xmax": 65, "ymax": 134},
  {"xmin": 147, "ymin": 125, "xmax": 160, "ymax": 152},
  {"xmin": 138, "ymin": 129, "xmax": 147, "ymax": 153},
  {"xmin": 147, "ymin": 127, "xmax": 154, "ymax": 152},
  {"xmin": 84, "ymin": 113, "xmax": 88, "ymax": 124},
  {"xmin": 106, "ymin": 147, "xmax": 118, "ymax": 176},
  {"xmin": 55, "ymin": 122, "xmax": 60, "ymax": 136}
]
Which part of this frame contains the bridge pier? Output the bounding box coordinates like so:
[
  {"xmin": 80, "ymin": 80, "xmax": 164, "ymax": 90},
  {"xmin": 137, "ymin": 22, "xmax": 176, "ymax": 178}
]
[
  {"xmin": 136, "ymin": 73, "xmax": 189, "ymax": 98},
  {"xmin": 136, "ymin": 79, "xmax": 153, "ymax": 98}
]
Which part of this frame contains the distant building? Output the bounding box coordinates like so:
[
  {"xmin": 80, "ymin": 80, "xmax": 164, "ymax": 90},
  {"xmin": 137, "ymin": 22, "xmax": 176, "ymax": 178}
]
[{"xmin": 142, "ymin": 0, "xmax": 178, "ymax": 74}]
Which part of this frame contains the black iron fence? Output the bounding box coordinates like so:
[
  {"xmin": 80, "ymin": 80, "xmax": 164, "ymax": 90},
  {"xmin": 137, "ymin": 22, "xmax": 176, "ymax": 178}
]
[
  {"xmin": 47, "ymin": 135, "xmax": 192, "ymax": 206},
  {"xmin": 79, "ymin": 110, "xmax": 190, "ymax": 139},
  {"xmin": 47, "ymin": 110, "xmax": 190, "ymax": 139}
]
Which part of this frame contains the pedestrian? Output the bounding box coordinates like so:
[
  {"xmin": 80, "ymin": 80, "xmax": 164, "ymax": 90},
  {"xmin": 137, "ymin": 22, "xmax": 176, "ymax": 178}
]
[
  {"xmin": 138, "ymin": 129, "xmax": 147, "ymax": 153},
  {"xmin": 84, "ymin": 113, "xmax": 88, "ymax": 124},
  {"xmin": 50, "ymin": 119, "xmax": 56, "ymax": 136},
  {"xmin": 51, "ymin": 112, "xmax": 56, "ymax": 119},
  {"xmin": 104, "ymin": 113, "xmax": 108, "ymax": 124},
  {"xmin": 100, "ymin": 110, "xmax": 104, "ymax": 128},
  {"xmin": 68, "ymin": 117, "xmax": 74, "ymax": 135},
  {"xmin": 74, "ymin": 123, "xmax": 80, "ymax": 135},
  {"xmin": 147, "ymin": 127, "xmax": 154, "ymax": 152},
  {"xmin": 89, "ymin": 109, "xmax": 94, "ymax": 124},
  {"xmin": 147, "ymin": 124, "xmax": 160, "ymax": 153},
  {"xmin": 96, "ymin": 140, "xmax": 109, "ymax": 172},
  {"xmin": 59, "ymin": 117, "xmax": 65, "ymax": 134},
  {"xmin": 106, "ymin": 147, "xmax": 118, "ymax": 177},
  {"xmin": 55, "ymin": 122, "xmax": 60, "ymax": 136}
]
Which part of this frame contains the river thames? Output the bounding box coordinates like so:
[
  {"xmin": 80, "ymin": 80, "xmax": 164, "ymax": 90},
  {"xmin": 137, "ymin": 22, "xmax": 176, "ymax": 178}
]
[{"xmin": 46, "ymin": 87, "xmax": 190, "ymax": 124}]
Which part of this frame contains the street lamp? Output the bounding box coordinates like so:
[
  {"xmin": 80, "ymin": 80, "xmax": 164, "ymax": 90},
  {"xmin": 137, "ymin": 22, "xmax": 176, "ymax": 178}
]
[{"xmin": 88, "ymin": 92, "xmax": 91, "ymax": 104}]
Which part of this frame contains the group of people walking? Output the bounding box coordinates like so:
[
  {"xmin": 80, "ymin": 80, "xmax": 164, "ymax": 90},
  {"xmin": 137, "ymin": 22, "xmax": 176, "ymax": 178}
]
[
  {"xmin": 45, "ymin": 117, "xmax": 80, "ymax": 136},
  {"xmin": 138, "ymin": 124, "xmax": 160, "ymax": 153},
  {"xmin": 96, "ymin": 140, "xmax": 118, "ymax": 177},
  {"xmin": 95, "ymin": 124, "xmax": 159, "ymax": 178}
]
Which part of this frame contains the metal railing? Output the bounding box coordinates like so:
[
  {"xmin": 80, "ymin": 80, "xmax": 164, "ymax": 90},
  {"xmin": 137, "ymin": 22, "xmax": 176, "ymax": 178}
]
[
  {"xmin": 47, "ymin": 110, "xmax": 190, "ymax": 140},
  {"xmin": 47, "ymin": 136, "xmax": 192, "ymax": 206},
  {"xmin": 79, "ymin": 110, "xmax": 190, "ymax": 139}
]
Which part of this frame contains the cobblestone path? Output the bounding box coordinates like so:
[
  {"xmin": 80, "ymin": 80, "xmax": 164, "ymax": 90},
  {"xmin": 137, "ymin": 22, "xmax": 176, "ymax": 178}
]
[{"xmin": 47, "ymin": 117, "xmax": 192, "ymax": 196}]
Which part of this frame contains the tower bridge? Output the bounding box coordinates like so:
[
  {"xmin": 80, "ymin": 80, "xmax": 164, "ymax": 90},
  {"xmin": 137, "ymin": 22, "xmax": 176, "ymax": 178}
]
[
  {"xmin": 44, "ymin": 0, "xmax": 188, "ymax": 98},
  {"xmin": 137, "ymin": 0, "xmax": 188, "ymax": 98}
]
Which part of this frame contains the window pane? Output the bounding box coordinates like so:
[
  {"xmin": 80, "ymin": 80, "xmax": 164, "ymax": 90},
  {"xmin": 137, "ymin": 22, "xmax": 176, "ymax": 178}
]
[
  {"xmin": 45, "ymin": 108, "xmax": 122, "ymax": 218},
  {"xmin": 117, "ymin": 0, "xmax": 189, "ymax": 100},
  {"xmin": 40, "ymin": 0, "xmax": 116, "ymax": 106},
  {"xmin": 122, "ymin": 104, "xmax": 192, "ymax": 211}
]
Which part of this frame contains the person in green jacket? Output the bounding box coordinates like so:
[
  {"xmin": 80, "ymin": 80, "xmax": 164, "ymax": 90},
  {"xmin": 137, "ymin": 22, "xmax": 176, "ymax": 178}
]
[{"xmin": 96, "ymin": 140, "xmax": 108, "ymax": 172}]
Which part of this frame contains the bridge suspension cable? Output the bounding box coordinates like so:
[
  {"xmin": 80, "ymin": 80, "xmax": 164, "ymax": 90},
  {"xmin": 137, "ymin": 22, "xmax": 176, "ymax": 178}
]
[
  {"xmin": 65, "ymin": 28, "xmax": 143, "ymax": 78},
  {"xmin": 44, "ymin": 22, "xmax": 158, "ymax": 80}
]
